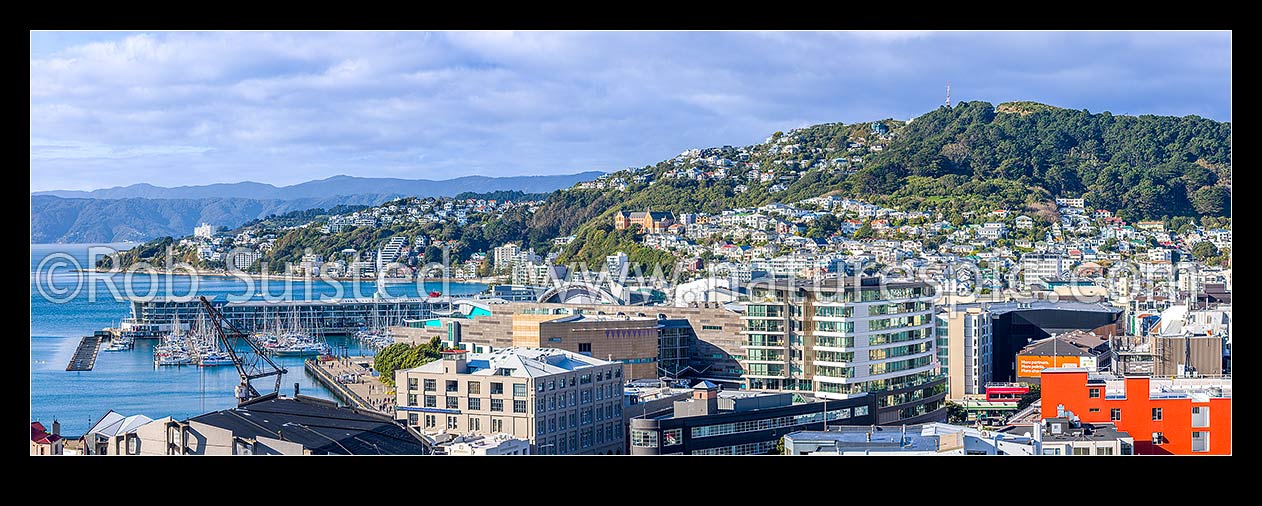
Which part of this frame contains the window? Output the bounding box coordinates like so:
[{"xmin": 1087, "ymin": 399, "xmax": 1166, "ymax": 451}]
[
  {"xmin": 702, "ymin": 325, "xmax": 722, "ymax": 331},
  {"xmin": 425, "ymin": 414, "xmax": 436, "ymax": 428},
  {"xmin": 407, "ymin": 378, "xmax": 417, "ymax": 390},
  {"xmin": 407, "ymin": 394, "xmax": 417, "ymax": 406},
  {"xmin": 1110, "ymin": 408, "xmax": 1121, "ymax": 421},
  {"xmin": 1089, "ymin": 408, "xmax": 1101, "ymax": 413},
  {"xmin": 446, "ymin": 396, "xmax": 459, "ymax": 409},
  {"xmin": 423, "ymin": 379, "xmax": 435, "ymax": 391},
  {"xmin": 1192, "ymin": 406, "xmax": 1210, "ymax": 427},
  {"xmin": 469, "ymin": 397, "xmax": 482, "ymax": 411},
  {"xmin": 491, "ymin": 382, "xmax": 504, "ymax": 395},
  {"xmin": 407, "ymin": 412, "xmax": 418, "ymax": 425},
  {"xmin": 1072, "ymin": 447, "xmax": 1090, "ymax": 455},
  {"xmin": 581, "ymin": 389, "xmax": 592, "ymax": 404},
  {"xmin": 1089, "ymin": 388, "xmax": 1101, "ymax": 398},
  {"xmin": 447, "ymin": 416, "xmax": 458, "ymax": 430},
  {"xmin": 549, "ymin": 417, "xmax": 556, "ymax": 433},
  {"xmin": 570, "ymin": 377, "xmax": 576, "ymax": 387},
  {"xmin": 631, "ymin": 429, "xmax": 659, "ymax": 448},
  {"xmin": 537, "ymin": 382, "xmax": 546, "ymax": 393},
  {"xmin": 513, "ymin": 383, "xmax": 528, "ymax": 398},
  {"xmin": 558, "ymin": 415, "xmax": 567, "ymax": 430},
  {"xmin": 424, "ymin": 395, "xmax": 436, "ymax": 408},
  {"xmin": 569, "ymin": 392, "xmax": 576, "ymax": 406},
  {"xmin": 491, "ymin": 399, "xmax": 504, "ymax": 412},
  {"xmin": 549, "ymin": 380, "xmax": 556, "ymax": 391},
  {"xmin": 662, "ymin": 428, "xmax": 682, "ymax": 446},
  {"xmin": 471, "ymin": 417, "xmax": 480, "ymax": 431},
  {"xmin": 1153, "ymin": 432, "xmax": 1164, "ymax": 445},
  {"xmin": 1041, "ymin": 447, "xmax": 1061, "ymax": 455},
  {"xmin": 514, "ymin": 400, "xmax": 527, "ymax": 413},
  {"xmin": 569, "ymin": 412, "xmax": 577, "ymax": 427},
  {"xmin": 615, "ymin": 369, "xmax": 621, "ymax": 378},
  {"xmin": 1192, "ymin": 431, "xmax": 1209, "ymax": 452},
  {"xmin": 1152, "ymin": 407, "xmax": 1163, "ymax": 421},
  {"xmin": 579, "ymin": 343, "xmax": 592, "ymax": 353},
  {"xmin": 1097, "ymin": 447, "xmax": 1114, "ymax": 455},
  {"xmin": 445, "ymin": 380, "xmax": 458, "ymax": 393},
  {"xmin": 580, "ymin": 374, "xmax": 592, "ymax": 385},
  {"xmin": 492, "ymin": 418, "xmax": 503, "ymax": 432},
  {"xmin": 467, "ymin": 381, "xmax": 481, "ymax": 395},
  {"xmin": 537, "ymin": 397, "xmax": 546, "ymax": 412}
]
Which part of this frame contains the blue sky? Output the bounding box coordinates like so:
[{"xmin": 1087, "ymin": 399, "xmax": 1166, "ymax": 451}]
[{"xmin": 29, "ymin": 31, "xmax": 1231, "ymax": 192}]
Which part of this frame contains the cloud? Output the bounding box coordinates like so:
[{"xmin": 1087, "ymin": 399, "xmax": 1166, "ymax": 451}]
[{"xmin": 29, "ymin": 31, "xmax": 1231, "ymax": 192}]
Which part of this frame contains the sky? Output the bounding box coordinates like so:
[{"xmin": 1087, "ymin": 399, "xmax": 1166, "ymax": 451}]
[{"xmin": 29, "ymin": 31, "xmax": 1231, "ymax": 192}]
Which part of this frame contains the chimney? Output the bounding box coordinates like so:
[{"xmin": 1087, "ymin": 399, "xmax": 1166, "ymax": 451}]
[
  {"xmin": 52, "ymin": 419, "xmax": 60, "ymax": 436},
  {"xmin": 294, "ymin": 382, "xmax": 300, "ymax": 397}
]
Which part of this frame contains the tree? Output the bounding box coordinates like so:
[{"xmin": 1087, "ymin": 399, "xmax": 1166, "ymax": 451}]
[
  {"xmin": 1191, "ymin": 186, "xmax": 1230, "ymax": 216},
  {"xmin": 945, "ymin": 401, "xmax": 968, "ymax": 424},
  {"xmin": 1192, "ymin": 241, "xmax": 1219, "ymax": 262},
  {"xmin": 1017, "ymin": 386, "xmax": 1041, "ymax": 411}
]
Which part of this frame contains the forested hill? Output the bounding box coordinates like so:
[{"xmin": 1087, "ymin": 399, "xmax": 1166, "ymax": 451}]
[{"xmin": 544, "ymin": 101, "xmax": 1231, "ymax": 270}]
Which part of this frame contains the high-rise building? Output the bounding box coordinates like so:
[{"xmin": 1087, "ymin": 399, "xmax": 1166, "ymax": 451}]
[
  {"xmin": 194, "ymin": 223, "xmax": 214, "ymax": 239},
  {"xmin": 605, "ymin": 252, "xmax": 629, "ymax": 283},
  {"xmin": 395, "ymin": 348, "xmax": 626, "ymax": 455},
  {"xmin": 1021, "ymin": 253, "xmax": 1066, "ymax": 287},
  {"xmin": 493, "ymin": 243, "xmax": 521, "ymax": 273},
  {"xmin": 741, "ymin": 278, "xmax": 946, "ymax": 424},
  {"xmin": 936, "ymin": 306, "xmax": 993, "ymax": 400}
]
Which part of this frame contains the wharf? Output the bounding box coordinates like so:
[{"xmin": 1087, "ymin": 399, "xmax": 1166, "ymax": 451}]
[
  {"xmin": 66, "ymin": 335, "xmax": 103, "ymax": 371},
  {"xmin": 304, "ymin": 356, "xmax": 396, "ymax": 416}
]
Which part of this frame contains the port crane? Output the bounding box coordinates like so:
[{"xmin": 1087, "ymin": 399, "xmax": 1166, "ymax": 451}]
[{"xmin": 198, "ymin": 296, "xmax": 287, "ymax": 403}]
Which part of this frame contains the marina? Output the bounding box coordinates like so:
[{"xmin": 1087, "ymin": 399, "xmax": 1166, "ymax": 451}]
[{"xmin": 31, "ymin": 243, "xmax": 485, "ymax": 435}]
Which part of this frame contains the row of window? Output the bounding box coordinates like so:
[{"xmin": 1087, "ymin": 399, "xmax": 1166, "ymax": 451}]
[
  {"xmin": 867, "ymin": 327, "xmax": 932, "ymax": 346},
  {"xmin": 816, "ymin": 371, "xmax": 939, "ymax": 395},
  {"xmin": 867, "ymin": 301, "xmax": 932, "ymax": 316},
  {"xmin": 868, "ymin": 355, "xmax": 933, "ymax": 376},
  {"xmin": 814, "ymin": 321, "xmax": 854, "ymax": 333},
  {"xmin": 691, "ymin": 440, "xmax": 778, "ymax": 455},
  {"xmin": 537, "ymin": 422, "xmax": 623, "ymax": 454},
  {"xmin": 690, "ymin": 408, "xmax": 859, "ymax": 439},
  {"xmin": 868, "ymin": 314, "xmax": 932, "ymax": 331},
  {"xmin": 537, "ymin": 402, "xmax": 623, "ymax": 436},
  {"xmin": 869, "ymin": 342, "xmax": 932, "ymax": 361}
]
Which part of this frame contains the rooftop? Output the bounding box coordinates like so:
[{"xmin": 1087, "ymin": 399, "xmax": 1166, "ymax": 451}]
[
  {"xmin": 189, "ymin": 394, "xmax": 427, "ymax": 455},
  {"xmin": 403, "ymin": 347, "xmax": 614, "ymax": 378},
  {"xmin": 989, "ymin": 300, "xmax": 1122, "ymax": 315}
]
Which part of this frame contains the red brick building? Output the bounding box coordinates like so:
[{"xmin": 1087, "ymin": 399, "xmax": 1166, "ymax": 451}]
[{"xmin": 1040, "ymin": 368, "xmax": 1231, "ymax": 455}]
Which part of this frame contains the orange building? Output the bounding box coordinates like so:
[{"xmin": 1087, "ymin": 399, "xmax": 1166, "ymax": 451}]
[
  {"xmin": 1040, "ymin": 368, "xmax": 1231, "ymax": 455},
  {"xmin": 614, "ymin": 209, "xmax": 675, "ymax": 233}
]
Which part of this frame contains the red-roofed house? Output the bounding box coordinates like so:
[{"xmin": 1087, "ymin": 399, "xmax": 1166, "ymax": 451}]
[{"xmin": 31, "ymin": 421, "xmax": 63, "ymax": 455}]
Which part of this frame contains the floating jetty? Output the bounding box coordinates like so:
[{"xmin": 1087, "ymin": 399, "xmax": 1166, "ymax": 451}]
[{"xmin": 66, "ymin": 334, "xmax": 104, "ymax": 371}]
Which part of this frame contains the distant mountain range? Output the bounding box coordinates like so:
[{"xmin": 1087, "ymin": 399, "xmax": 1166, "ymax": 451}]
[
  {"xmin": 30, "ymin": 171, "xmax": 605, "ymax": 243},
  {"xmin": 33, "ymin": 172, "xmax": 606, "ymax": 200}
]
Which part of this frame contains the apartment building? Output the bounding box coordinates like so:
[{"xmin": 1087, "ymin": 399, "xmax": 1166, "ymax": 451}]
[
  {"xmin": 395, "ymin": 348, "xmax": 626, "ymax": 455},
  {"xmin": 936, "ymin": 306, "xmax": 993, "ymax": 400},
  {"xmin": 741, "ymin": 278, "xmax": 946, "ymax": 424}
]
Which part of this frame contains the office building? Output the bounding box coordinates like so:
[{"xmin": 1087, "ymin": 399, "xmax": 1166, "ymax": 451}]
[
  {"xmin": 395, "ymin": 348, "xmax": 625, "ymax": 455},
  {"xmin": 1015, "ymin": 330, "xmax": 1112, "ymax": 384},
  {"xmin": 1041, "ymin": 368, "xmax": 1231, "ymax": 455},
  {"xmin": 742, "ymin": 278, "xmax": 946, "ymax": 424},
  {"xmin": 988, "ymin": 300, "xmax": 1122, "ymax": 382},
  {"xmin": 511, "ymin": 312, "xmax": 660, "ymax": 379},
  {"xmin": 629, "ymin": 381, "xmax": 876, "ymax": 455}
]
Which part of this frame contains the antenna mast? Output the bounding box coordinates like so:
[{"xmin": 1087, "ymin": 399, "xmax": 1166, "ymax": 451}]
[{"xmin": 946, "ymin": 81, "xmax": 952, "ymax": 107}]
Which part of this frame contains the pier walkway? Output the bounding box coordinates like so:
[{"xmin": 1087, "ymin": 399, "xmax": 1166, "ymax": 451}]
[
  {"xmin": 305, "ymin": 356, "xmax": 396, "ymax": 416},
  {"xmin": 66, "ymin": 336, "xmax": 103, "ymax": 371}
]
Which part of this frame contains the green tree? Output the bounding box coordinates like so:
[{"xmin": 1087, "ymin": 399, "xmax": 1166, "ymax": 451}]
[
  {"xmin": 1192, "ymin": 241, "xmax": 1219, "ymax": 262},
  {"xmin": 945, "ymin": 401, "xmax": 968, "ymax": 424},
  {"xmin": 1017, "ymin": 386, "xmax": 1041, "ymax": 411}
]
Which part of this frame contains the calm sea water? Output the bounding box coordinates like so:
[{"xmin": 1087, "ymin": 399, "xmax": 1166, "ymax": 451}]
[{"xmin": 30, "ymin": 243, "xmax": 485, "ymax": 436}]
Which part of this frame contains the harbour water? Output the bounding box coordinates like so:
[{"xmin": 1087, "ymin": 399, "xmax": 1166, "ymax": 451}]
[{"xmin": 30, "ymin": 243, "xmax": 486, "ymax": 436}]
